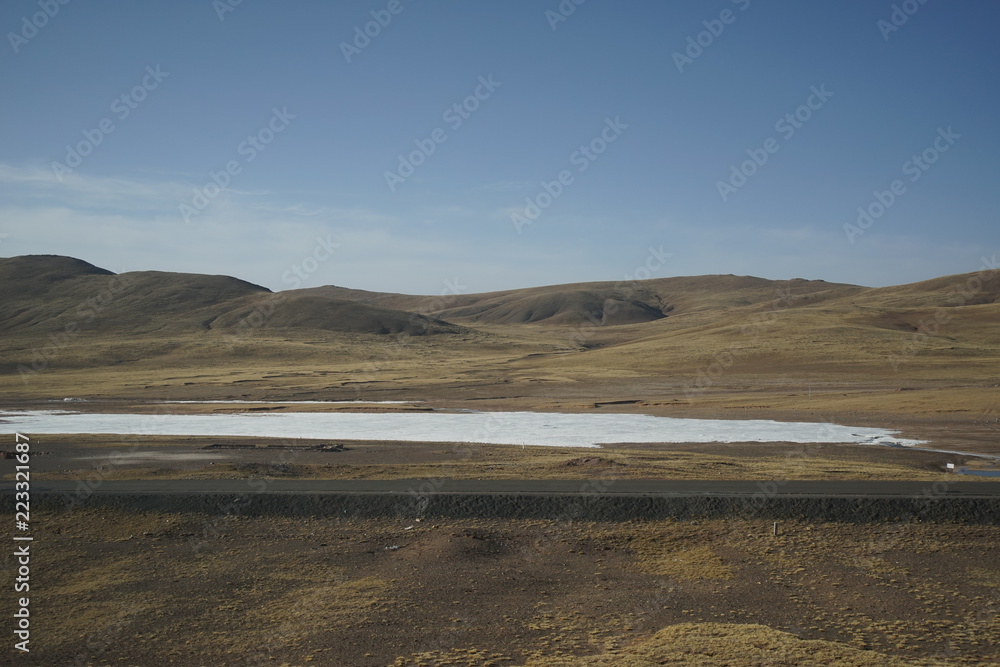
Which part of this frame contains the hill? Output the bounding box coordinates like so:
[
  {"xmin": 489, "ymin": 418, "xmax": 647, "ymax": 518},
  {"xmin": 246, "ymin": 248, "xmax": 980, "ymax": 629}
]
[
  {"xmin": 293, "ymin": 275, "xmax": 864, "ymax": 327},
  {"xmin": 0, "ymin": 255, "xmax": 459, "ymax": 337},
  {"xmin": 0, "ymin": 255, "xmax": 997, "ymax": 416}
]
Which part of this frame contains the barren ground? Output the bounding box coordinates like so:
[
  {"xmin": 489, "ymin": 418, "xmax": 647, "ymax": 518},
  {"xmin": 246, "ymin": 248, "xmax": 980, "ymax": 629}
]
[{"xmin": 19, "ymin": 508, "xmax": 1000, "ymax": 666}]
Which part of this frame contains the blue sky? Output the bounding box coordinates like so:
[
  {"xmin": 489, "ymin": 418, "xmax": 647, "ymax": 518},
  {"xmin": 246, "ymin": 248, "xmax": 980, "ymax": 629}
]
[{"xmin": 1, "ymin": 0, "xmax": 997, "ymax": 295}]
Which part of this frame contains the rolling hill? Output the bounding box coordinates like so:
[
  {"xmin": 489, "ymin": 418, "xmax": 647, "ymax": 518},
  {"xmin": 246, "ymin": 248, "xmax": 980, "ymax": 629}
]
[
  {"xmin": 291, "ymin": 275, "xmax": 865, "ymax": 327},
  {"xmin": 0, "ymin": 254, "xmax": 997, "ymax": 409},
  {"xmin": 0, "ymin": 255, "xmax": 458, "ymax": 337}
]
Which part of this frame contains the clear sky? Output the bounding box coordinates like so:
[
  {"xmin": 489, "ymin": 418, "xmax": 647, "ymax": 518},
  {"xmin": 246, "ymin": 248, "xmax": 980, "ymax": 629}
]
[{"xmin": 1, "ymin": 0, "xmax": 997, "ymax": 294}]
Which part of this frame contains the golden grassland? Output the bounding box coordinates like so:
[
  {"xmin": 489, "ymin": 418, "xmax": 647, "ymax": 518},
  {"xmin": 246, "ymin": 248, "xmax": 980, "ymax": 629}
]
[
  {"xmin": 0, "ymin": 325, "xmax": 996, "ymax": 422},
  {"xmin": 2, "ymin": 324, "xmax": 998, "ymax": 474},
  {"xmin": 2, "ymin": 265, "xmax": 998, "ymax": 421},
  {"xmin": 522, "ymin": 623, "xmax": 914, "ymax": 666},
  {"xmin": 29, "ymin": 509, "xmax": 1000, "ymax": 666},
  {"xmin": 1, "ymin": 262, "xmax": 996, "ymax": 422}
]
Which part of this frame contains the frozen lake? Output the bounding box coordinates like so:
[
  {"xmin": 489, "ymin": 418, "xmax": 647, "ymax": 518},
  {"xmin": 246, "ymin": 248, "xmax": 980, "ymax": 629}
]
[{"xmin": 0, "ymin": 409, "xmax": 925, "ymax": 449}]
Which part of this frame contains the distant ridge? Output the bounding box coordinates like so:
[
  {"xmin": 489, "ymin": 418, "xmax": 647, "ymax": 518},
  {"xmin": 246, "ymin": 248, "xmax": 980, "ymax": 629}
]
[
  {"xmin": 293, "ymin": 275, "xmax": 865, "ymax": 327},
  {"xmin": 0, "ymin": 254, "xmax": 114, "ymax": 288},
  {"xmin": 1, "ymin": 254, "xmax": 997, "ymax": 344},
  {"xmin": 0, "ymin": 255, "xmax": 459, "ymax": 337}
]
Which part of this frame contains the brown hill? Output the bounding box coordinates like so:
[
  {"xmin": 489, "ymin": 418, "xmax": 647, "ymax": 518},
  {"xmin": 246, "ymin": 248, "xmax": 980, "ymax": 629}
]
[
  {"xmin": 293, "ymin": 275, "xmax": 864, "ymax": 327},
  {"xmin": 838, "ymin": 271, "xmax": 1000, "ymax": 336},
  {"xmin": 851, "ymin": 270, "xmax": 1000, "ymax": 309},
  {"xmin": 514, "ymin": 268, "xmax": 1000, "ymax": 385},
  {"xmin": 0, "ymin": 255, "xmax": 269, "ymax": 335},
  {"xmin": 0, "ymin": 255, "xmax": 458, "ymax": 337},
  {"xmin": 1, "ymin": 255, "xmax": 997, "ymax": 409},
  {"xmin": 210, "ymin": 295, "xmax": 460, "ymax": 336},
  {"xmin": 0, "ymin": 254, "xmax": 114, "ymax": 289}
]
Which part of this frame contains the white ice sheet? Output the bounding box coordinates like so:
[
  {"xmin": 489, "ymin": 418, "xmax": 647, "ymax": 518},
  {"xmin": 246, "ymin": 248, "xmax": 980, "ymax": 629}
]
[{"xmin": 0, "ymin": 409, "xmax": 924, "ymax": 448}]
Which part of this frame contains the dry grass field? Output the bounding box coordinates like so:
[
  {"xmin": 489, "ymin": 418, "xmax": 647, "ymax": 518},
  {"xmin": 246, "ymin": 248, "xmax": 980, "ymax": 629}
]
[{"xmin": 21, "ymin": 509, "xmax": 1000, "ymax": 666}]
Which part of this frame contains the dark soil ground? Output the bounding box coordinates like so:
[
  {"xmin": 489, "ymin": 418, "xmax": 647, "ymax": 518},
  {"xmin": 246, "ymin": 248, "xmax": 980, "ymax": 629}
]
[{"xmin": 13, "ymin": 508, "xmax": 1000, "ymax": 666}]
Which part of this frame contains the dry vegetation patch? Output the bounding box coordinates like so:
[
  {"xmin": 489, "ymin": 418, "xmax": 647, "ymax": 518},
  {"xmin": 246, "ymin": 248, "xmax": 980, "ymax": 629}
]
[
  {"xmin": 22, "ymin": 509, "xmax": 999, "ymax": 665},
  {"xmin": 524, "ymin": 622, "xmax": 915, "ymax": 666}
]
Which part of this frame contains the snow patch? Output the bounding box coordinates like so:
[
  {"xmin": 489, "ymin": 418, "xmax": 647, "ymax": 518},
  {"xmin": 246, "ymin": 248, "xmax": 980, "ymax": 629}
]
[{"xmin": 0, "ymin": 410, "xmax": 926, "ymax": 448}]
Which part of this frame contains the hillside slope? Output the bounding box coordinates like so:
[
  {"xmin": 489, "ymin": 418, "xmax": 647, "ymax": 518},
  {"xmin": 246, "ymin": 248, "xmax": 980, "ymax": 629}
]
[
  {"xmin": 1, "ymin": 256, "xmax": 996, "ymax": 402},
  {"xmin": 293, "ymin": 275, "xmax": 865, "ymax": 327},
  {"xmin": 516, "ymin": 270, "xmax": 1000, "ymax": 383},
  {"xmin": 0, "ymin": 255, "xmax": 460, "ymax": 337}
]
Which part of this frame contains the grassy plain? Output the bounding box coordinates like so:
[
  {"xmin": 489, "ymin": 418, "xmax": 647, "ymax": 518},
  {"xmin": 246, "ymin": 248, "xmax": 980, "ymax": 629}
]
[{"xmin": 23, "ymin": 509, "xmax": 1000, "ymax": 666}]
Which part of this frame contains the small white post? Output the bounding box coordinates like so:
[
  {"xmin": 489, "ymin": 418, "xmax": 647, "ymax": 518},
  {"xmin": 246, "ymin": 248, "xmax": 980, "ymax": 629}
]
[{"xmin": 772, "ymin": 521, "xmax": 778, "ymax": 536}]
